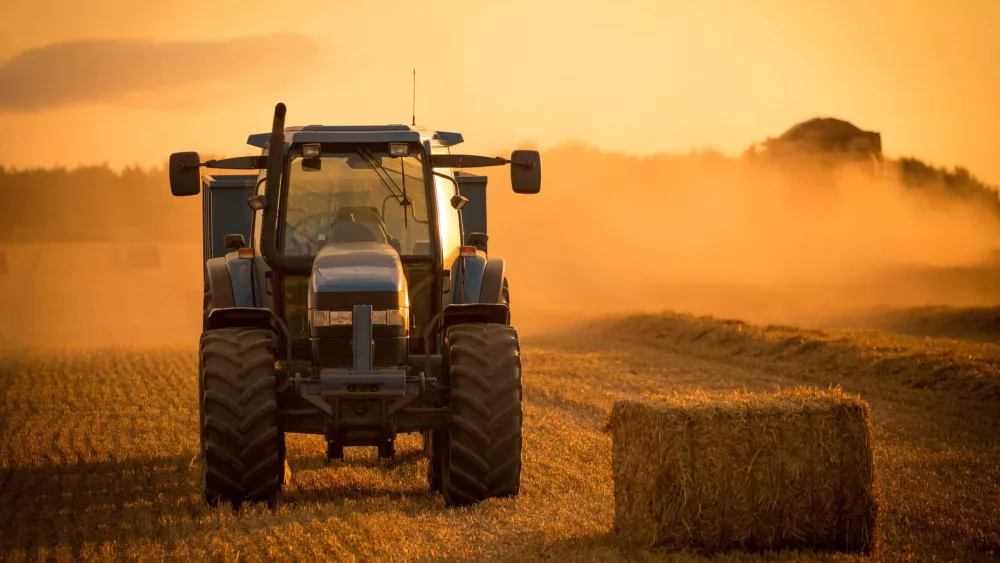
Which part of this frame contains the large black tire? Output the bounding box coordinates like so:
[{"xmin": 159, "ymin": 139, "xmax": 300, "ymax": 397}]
[
  {"xmin": 199, "ymin": 327, "xmax": 287, "ymax": 508},
  {"xmin": 327, "ymin": 442, "xmax": 344, "ymax": 462},
  {"xmin": 378, "ymin": 439, "xmax": 396, "ymax": 459},
  {"xmin": 427, "ymin": 280, "xmax": 511, "ymax": 492},
  {"xmin": 426, "ymin": 430, "xmax": 445, "ymax": 492},
  {"xmin": 441, "ymin": 323, "xmax": 523, "ymax": 506},
  {"xmin": 198, "ymin": 352, "xmax": 206, "ymax": 459},
  {"xmin": 202, "ymin": 281, "xmax": 212, "ymax": 331}
]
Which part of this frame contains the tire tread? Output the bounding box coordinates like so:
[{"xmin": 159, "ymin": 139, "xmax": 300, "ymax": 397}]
[
  {"xmin": 199, "ymin": 327, "xmax": 284, "ymax": 508},
  {"xmin": 442, "ymin": 323, "xmax": 523, "ymax": 506}
]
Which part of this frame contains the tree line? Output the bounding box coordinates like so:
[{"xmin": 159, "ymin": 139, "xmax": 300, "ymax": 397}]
[
  {"xmin": 1, "ymin": 150, "xmax": 998, "ymax": 244},
  {"xmin": 0, "ymin": 164, "xmax": 200, "ymax": 243}
]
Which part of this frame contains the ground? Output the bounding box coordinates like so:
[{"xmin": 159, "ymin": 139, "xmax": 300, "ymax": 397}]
[{"xmin": 1, "ymin": 312, "xmax": 998, "ymax": 562}]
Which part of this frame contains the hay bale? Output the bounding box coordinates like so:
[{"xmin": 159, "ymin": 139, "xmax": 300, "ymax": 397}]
[{"xmin": 610, "ymin": 388, "xmax": 877, "ymax": 554}]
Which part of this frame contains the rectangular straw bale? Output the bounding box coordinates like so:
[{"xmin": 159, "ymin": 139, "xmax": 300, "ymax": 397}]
[{"xmin": 610, "ymin": 388, "xmax": 877, "ymax": 554}]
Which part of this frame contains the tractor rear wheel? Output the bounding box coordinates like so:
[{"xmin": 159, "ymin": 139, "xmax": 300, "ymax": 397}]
[
  {"xmin": 441, "ymin": 323, "xmax": 523, "ymax": 507},
  {"xmin": 426, "ymin": 430, "xmax": 446, "ymax": 492},
  {"xmin": 326, "ymin": 442, "xmax": 344, "ymax": 462},
  {"xmin": 501, "ymin": 277, "xmax": 511, "ymax": 324},
  {"xmin": 199, "ymin": 327, "xmax": 287, "ymax": 508},
  {"xmin": 378, "ymin": 439, "xmax": 396, "ymax": 459},
  {"xmin": 202, "ymin": 281, "xmax": 212, "ymax": 330},
  {"xmin": 198, "ymin": 352, "xmax": 206, "ymax": 459}
]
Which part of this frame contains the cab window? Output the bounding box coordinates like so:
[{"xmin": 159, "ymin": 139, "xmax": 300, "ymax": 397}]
[
  {"xmin": 282, "ymin": 148, "xmax": 432, "ymax": 257},
  {"xmin": 431, "ymin": 145, "xmax": 462, "ymax": 265}
]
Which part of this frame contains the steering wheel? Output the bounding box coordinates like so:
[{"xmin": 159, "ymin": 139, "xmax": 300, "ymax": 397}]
[{"xmin": 285, "ymin": 211, "xmax": 340, "ymax": 253}]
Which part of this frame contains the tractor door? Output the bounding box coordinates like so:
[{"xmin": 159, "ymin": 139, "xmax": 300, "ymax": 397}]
[
  {"xmin": 201, "ymin": 174, "xmax": 257, "ymax": 270},
  {"xmin": 456, "ymin": 172, "xmax": 488, "ymax": 252}
]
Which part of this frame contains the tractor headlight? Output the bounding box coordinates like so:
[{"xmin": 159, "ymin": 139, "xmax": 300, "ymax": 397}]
[
  {"xmin": 310, "ymin": 308, "xmax": 406, "ymax": 328},
  {"xmin": 329, "ymin": 311, "xmax": 353, "ymax": 326},
  {"xmin": 302, "ymin": 143, "xmax": 322, "ymax": 158},
  {"xmin": 372, "ymin": 308, "xmax": 408, "ymax": 327},
  {"xmin": 312, "ymin": 310, "xmax": 329, "ymax": 327},
  {"xmin": 311, "ymin": 310, "xmax": 352, "ymax": 327},
  {"xmin": 384, "ymin": 309, "xmax": 407, "ymax": 327}
]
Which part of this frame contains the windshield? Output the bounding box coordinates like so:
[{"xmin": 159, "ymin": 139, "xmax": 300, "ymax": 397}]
[{"xmin": 282, "ymin": 149, "xmax": 432, "ymax": 257}]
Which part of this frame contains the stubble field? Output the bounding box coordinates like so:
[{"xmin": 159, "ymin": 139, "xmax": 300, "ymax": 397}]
[{"xmin": 2, "ymin": 311, "xmax": 998, "ymax": 562}]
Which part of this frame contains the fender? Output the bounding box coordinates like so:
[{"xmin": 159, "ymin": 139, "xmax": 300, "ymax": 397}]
[
  {"xmin": 206, "ymin": 307, "xmax": 276, "ymax": 332},
  {"xmin": 439, "ymin": 302, "xmax": 510, "ymax": 334},
  {"xmin": 479, "ymin": 258, "xmax": 506, "ymax": 304},
  {"xmin": 450, "ymin": 251, "xmax": 486, "ymax": 304},
  {"xmin": 204, "ymin": 307, "xmax": 293, "ymax": 364},
  {"xmin": 450, "ymin": 253, "xmax": 505, "ymax": 304},
  {"xmin": 224, "ymin": 251, "xmax": 261, "ymax": 307},
  {"xmin": 205, "ymin": 257, "xmax": 235, "ymax": 311}
]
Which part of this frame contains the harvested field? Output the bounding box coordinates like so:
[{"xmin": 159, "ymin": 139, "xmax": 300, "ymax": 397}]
[
  {"xmin": 2, "ymin": 313, "xmax": 999, "ymax": 561},
  {"xmin": 823, "ymin": 305, "xmax": 1000, "ymax": 343},
  {"xmin": 610, "ymin": 389, "xmax": 877, "ymax": 553},
  {"xmin": 606, "ymin": 313, "xmax": 1000, "ymax": 408}
]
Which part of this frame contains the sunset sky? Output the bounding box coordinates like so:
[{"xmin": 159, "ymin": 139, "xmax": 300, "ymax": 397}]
[{"xmin": 1, "ymin": 0, "xmax": 998, "ymax": 184}]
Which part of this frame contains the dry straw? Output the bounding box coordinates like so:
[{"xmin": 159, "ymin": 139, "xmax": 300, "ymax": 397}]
[{"xmin": 610, "ymin": 387, "xmax": 878, "ymax": 554}]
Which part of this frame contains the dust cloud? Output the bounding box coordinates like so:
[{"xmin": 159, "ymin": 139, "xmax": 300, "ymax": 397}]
[
  {"xmin": 3, "ymin": 146, "xmax": 999, "ymax": 348},
  {"xmin": 0, "ymin": 242, "xmax": 203, "ymax": 348},
  {"xmin": 481, "ymin": 145, "xmax": 1000, "ymax": 334}
]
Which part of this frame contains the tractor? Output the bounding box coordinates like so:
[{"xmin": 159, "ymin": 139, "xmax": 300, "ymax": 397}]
[{"xmin": 168, "ymin": 103, "xmax": 541, "ymax": 508}]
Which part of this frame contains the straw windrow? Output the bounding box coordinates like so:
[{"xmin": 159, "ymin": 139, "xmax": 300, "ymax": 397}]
[{"xmin": 610, "ymin": 388, "xmax": 878, "ymax": 553}]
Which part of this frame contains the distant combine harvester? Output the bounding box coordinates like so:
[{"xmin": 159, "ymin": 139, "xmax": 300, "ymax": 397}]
[{"xmin": 745, "ymin": 117, "xmax": 885, "ymax": 178}]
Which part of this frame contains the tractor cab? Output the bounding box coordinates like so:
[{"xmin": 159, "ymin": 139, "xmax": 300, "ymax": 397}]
[
  {"xmin": 167, "ymin": 103, "xmax": 541, "ymax": 509},
  {"xmin": 255, "ymin": 137, "xmax": 444, "ymax": 352}
]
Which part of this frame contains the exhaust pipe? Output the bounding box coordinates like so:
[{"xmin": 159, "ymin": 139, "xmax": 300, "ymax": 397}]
[
  {"xmin": 259, "ymin": 102, "xmax": 329, "ymax": 274},
  {"xmin": 265, "ymin": 102, "xmax": 287, "ymax": 197},
  {"xmin": 259, "ymin": 103, "xmax": 289, "ymax": 271}
]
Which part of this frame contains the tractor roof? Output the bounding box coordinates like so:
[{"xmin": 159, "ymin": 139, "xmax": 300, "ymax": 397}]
[{"xmin": 247, "ymin": 125, "xmax": 463, "ymax": 150}]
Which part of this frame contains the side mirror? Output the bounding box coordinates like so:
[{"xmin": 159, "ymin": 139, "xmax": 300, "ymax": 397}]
[
  {"xmin": 510, "ymin": 150, "xmax": 541, "ymax": 194},
  {"xmin": 169, "ymin": 152, "xmax": 202, "ymax": 196},
  {"xmin": 247, "ymin": 194, "xmax": 267, "ymax": 211},
  {"xmin": 224, "ymin": 234, "xmax": 246, "ymax": 250}
]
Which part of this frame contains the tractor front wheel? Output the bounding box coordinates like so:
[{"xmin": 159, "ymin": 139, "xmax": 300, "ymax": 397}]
[
  {"xmin": 199, "ymin": 327, "xmax": 287, "ymax": 508},
  {"xmin": 441, "ymin": 323, "xmax": 523, "ymax": 507}
]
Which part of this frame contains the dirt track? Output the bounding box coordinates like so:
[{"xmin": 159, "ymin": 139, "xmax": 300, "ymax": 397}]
[{"xmin": 1, "ymin": 314, "xmax": 998, "ymax": 562}]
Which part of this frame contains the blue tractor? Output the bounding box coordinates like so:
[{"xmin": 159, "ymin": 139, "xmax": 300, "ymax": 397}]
[{"xmin": 169, "ymin": 103, "xmax": 541, "ymax": 508}]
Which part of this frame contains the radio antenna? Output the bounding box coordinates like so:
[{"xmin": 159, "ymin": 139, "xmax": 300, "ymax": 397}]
[{"xmin": 411, "ymin": 69, "xmax": 416, "ymax": 126}]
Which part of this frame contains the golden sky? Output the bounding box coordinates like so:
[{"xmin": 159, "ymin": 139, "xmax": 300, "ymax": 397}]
[{"xmin": 1, "ymin": 0, "xmax": 998, "ymax": 184}]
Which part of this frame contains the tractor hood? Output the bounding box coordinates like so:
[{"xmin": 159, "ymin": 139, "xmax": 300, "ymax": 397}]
[{"xmin": 308, "ymin": 243, "xmax": 408, "ymax": 310}]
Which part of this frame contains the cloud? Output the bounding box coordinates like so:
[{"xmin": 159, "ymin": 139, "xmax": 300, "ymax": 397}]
[{"xmin": 0, "ymin": 34, "xmax": 326, "ymax": 112}]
